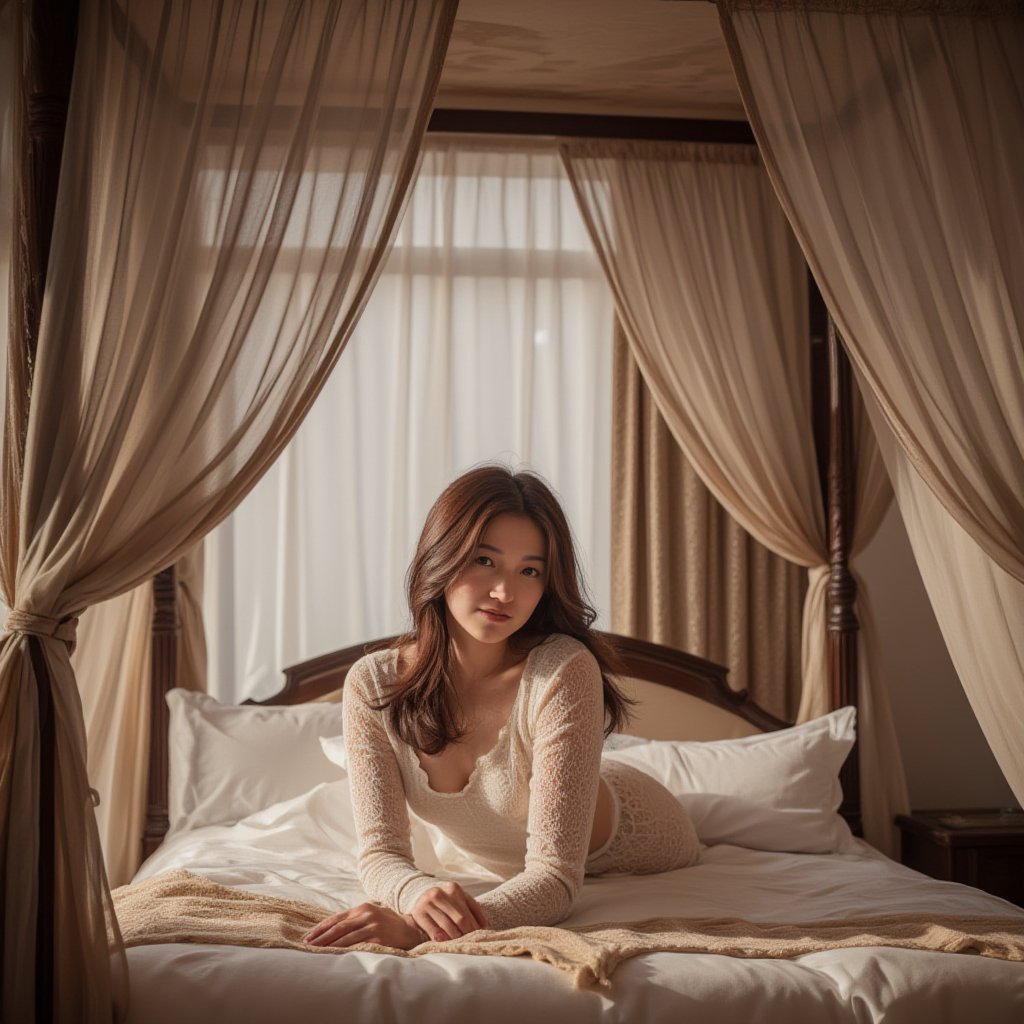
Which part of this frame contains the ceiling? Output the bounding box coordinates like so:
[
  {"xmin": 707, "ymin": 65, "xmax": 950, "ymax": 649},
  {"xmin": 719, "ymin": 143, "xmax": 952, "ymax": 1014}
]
[{"xmin": 435, "ymin": 0, "xmax": 746, "ymax": 121}]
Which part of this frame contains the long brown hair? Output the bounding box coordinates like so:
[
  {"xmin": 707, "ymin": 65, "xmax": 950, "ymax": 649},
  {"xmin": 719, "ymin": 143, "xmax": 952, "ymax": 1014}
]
[{"xmin": 377, "ymin": 465, "xmax": 633, "ymax": 754}]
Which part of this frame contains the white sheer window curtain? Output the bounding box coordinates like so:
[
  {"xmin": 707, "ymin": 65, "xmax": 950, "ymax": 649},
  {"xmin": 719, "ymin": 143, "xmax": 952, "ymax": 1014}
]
[{"xmin": 203, "ymin": 138, "xmax": 614, "ymax": 703}]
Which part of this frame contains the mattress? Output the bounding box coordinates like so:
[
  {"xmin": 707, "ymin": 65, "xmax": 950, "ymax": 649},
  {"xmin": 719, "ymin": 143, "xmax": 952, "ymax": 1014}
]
[{"xmin": 123, "ymin": 781, "xmax": 1024, "ymax": 1024}]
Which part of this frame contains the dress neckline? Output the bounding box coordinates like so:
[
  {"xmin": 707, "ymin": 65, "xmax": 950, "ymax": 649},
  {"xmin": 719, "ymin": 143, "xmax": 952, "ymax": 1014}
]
[{"xmin": 406, "ymin": 636, "xmax": 550, "ymax": 797}]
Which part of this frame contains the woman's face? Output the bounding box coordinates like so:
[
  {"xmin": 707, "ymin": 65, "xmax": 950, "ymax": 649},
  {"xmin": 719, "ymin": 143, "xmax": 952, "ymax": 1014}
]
[{"xmin": 444, "ymin": 514, "xmax": 547, "ymax": 647}]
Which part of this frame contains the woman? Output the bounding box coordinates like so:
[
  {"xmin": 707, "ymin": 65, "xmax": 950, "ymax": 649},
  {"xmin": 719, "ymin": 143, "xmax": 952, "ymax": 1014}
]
[{"xmin": 305, "ymin": 466, "xmax": 699, "ymax": 950}]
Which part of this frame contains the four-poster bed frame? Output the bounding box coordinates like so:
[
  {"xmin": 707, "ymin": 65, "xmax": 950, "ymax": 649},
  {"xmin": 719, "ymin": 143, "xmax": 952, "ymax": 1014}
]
[
  {"xmin": 17, "ymin": 6, "xmax": 865, "ymax": 1004},
  {"xmin": 140, "ymin": 108, "xmax": 865, "ymax": 857}
]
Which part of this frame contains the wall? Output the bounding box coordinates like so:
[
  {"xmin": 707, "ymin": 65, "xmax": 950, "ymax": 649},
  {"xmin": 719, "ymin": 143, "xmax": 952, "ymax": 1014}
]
[{"xmin": 855, "ymin": 502, "xmax": 1017, "ymax": 810}]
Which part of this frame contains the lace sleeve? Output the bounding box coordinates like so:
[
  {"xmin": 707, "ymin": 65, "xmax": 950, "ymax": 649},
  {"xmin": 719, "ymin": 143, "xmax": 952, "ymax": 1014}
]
[
  {"xmin": 474, "ymin": 646, "xmax": 605, "ymax": 930},
  {"xmin": 342, "ymin": 659, "xmax": 437, "ymax": 912}
]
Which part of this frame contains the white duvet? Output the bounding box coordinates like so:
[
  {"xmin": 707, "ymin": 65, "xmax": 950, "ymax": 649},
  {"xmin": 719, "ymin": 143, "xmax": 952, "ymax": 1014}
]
[{"xmin": 125, "ymin": 781, "xmax": 1024, "ymax": 1024}]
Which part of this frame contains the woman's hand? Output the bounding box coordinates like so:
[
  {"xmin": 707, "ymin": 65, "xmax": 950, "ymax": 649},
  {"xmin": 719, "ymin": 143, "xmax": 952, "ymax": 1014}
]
[
  {"xmin": 410, "ymin": 881, "xmax": 488, "ymax": 941},
  {"xmin": 302, "ymin": 903, "xmax": 427, "ymax": 950}
]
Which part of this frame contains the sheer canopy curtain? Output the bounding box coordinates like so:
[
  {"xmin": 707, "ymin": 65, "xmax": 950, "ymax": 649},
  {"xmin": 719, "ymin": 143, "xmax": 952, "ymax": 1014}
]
[
  {"xmin": 562, "ymin": 140, "xmax": 907, "ymax": 853},
  {"xmin": 0, "ymin": 2, "xmax": 456, "ymax": 1022},
  {"xmin": 74, "ymin": 588, "xmax": 153, "ymax": 890},
  {"xmin": 719, "ymin": 0, "xmax": 1024, "ymax": 802},
  {"xmin": 76, "ymin": 542, "xmax": 206, "ymax": 889},
  {"xmin": 204, "ymin": 137, "xmax": 614, "ymax": 704}
]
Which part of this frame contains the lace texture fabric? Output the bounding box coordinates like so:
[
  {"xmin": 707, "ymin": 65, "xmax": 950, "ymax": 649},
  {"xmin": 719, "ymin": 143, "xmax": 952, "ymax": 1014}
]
[
  {"xmin": 342, "ymin": 634, "xmax": 697, "ymax": 931},
  {"xmin": 586, "ymin": 760, "xmax": 701, "ymax": 876}
]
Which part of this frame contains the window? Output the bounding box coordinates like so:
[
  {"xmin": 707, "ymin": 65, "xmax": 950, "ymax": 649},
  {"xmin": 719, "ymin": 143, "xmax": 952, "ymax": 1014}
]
[{"xmin": 203, "ymin": 139, "xmax": 614, "ymax": 702}]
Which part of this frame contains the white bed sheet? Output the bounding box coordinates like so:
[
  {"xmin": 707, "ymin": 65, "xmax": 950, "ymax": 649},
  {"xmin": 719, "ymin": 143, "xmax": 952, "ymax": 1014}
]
[{"xmin": 125, "ymin": 783, "xmax": 1024, "ymax": 1024}]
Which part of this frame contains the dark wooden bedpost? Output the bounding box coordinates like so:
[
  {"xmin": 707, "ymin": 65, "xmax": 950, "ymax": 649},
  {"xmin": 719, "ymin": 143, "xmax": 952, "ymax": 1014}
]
[
  {"xmin": 143, "ymin": 566, "xmax": 180, "ymax": 859},
  {"xmin": 14, "ymin": 2, "xmax": 79, "ymax": 1021},
  {"xmin": 17, "ymin": 0, "xmax": 78, "ymax": 374},
  {"xmin": 826, "ymin": 315, "xmax": 862, "ymax": 836},
  {"xmin": 810, "ymin": 273, "xmax": 862, "ymax": 836}
]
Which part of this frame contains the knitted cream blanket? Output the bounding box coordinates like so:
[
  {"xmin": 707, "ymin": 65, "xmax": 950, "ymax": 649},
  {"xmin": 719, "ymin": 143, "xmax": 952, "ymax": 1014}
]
[{"xmin": 113, "ymin": 869, "xmax": 1024, "ymax": 988}]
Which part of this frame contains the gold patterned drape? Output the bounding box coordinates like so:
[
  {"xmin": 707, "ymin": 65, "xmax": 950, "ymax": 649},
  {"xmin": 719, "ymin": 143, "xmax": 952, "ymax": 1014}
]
[{"xmin": 611, "ymin": 326, "xmax": 806, "ymax": 722}]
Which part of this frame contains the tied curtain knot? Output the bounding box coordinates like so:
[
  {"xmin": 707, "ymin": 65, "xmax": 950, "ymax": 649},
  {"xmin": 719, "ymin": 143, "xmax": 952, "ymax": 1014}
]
[{"xmin": 3, "ymin": 608, "xmax": 80, "ymax": 652}]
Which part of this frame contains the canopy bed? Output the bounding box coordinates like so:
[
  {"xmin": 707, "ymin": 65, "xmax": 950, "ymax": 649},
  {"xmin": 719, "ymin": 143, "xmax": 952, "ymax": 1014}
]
[
  {"xmin": 3, "ymin": 2, "xmax": 1022, "ymax": 1024},
  {"xmin": 110, "ymin": 628, "xmax": 1024, "ymax": 1023}
]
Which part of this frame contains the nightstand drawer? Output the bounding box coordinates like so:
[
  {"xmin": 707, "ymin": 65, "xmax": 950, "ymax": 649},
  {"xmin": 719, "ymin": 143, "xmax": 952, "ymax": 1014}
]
[{"xmin": 896, "ymin": 809, "xmax": 1024, "ymax": 908}]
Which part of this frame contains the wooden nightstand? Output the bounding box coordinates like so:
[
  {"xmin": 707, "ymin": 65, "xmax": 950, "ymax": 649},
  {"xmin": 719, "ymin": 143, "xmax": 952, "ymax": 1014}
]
[{"xmin": 896, "ymin": 809, "xmax": 1024, "ymax": 907}]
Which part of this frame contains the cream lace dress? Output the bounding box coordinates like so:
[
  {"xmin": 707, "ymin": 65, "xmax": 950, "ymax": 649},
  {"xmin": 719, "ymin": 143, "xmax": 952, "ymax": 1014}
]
[{"xmin": 342, "ymin": 633, "xmax": 698, "ymax": 930}]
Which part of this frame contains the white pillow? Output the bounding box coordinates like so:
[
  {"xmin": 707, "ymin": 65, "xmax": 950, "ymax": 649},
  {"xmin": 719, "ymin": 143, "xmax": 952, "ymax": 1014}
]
[
  {"xmin": 603, "ymin": 707, "xmax": 857, "ymax": 854},
  {"xmin": 166, "ymin": 689, "xmax": 345, "ymax": 834},
  {"xmin": 319, "ymin": 733, "xmax": 348, "ymax": 772}
]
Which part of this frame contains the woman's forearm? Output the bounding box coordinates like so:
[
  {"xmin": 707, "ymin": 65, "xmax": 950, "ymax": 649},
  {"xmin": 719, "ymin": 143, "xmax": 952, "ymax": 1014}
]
[
  {"xmin": 357, "ymin": 846, "xmax": 439, "ymax": 914},
  {"xmin": 474, "ymin": 866, "xmax": 575, "ymax": 930}
]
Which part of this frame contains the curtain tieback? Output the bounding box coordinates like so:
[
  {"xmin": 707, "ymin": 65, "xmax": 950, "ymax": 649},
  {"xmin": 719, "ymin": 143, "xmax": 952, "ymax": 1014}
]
[{"xmin": 3, "ymin": 609, "xmax": 79, "ymax": 651}]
